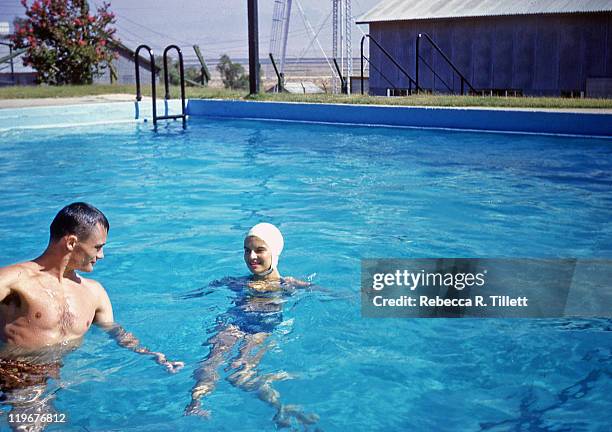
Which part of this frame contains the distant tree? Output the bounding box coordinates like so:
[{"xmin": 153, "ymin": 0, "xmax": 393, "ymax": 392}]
[
  {"xmin": 11, "ymin": 0, "xmax": 118, "ymax": 85},
  {"xmin": 156, "ymin": 58, "xmax": 205, "ymax": 88},
  {"xmin": 155, "ymin": 55, "xmax": 181, "ymax": 86},
  {"xmin": 185, "ymin": 66, "xmax": 204, "ymax": 85},
  {"xmin": 216, "ymin": 54, "xmax": 248, "ymax": 90}
]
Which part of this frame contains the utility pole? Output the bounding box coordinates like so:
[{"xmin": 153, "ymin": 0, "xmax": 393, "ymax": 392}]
[
  {"xmin": 344, "ymin": 0, "xmax": 352, "ymax": 94},
  {"xmin": 270, "ymin": 0, "xmax": 292, "ymax": 74},
  {"xmin": 332, "ymin": 0, "xmax": 339, "ymax": 93},
  {"xmin": 248, "ymin": 0, "xmax": 260, "ymax": 94},
  {"xmin": 332, "ymin": 0, "xmax": 352, "ymax": 94}
]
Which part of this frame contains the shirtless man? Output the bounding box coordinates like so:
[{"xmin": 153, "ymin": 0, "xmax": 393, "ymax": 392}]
[{"xmin": 0, "ymin": 202, "xmax": 182, "ymax": 429}]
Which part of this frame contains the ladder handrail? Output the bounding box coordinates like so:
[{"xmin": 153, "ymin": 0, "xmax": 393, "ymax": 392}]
[
  {"xmin": 162, "ymin": 44, "xmax": 186, "ymax": 128},
  {"xmin": 134, "ymin": 43, "xmax": 187, "ymax": 129},
  {"xmin": 419, "ymin": 55, "xmax": 453, "ymax": 92},
  {"xmin": 416, "ymin": 33, "xmax": 477, "ymax": 95},
  {"xmin": 362, "ymin": 55, "xmax": 399, "ymax": 92},
  {"xmin": 360, "ymin": 34, "xmax": 419, "ymax": 95},
  {"xmin": 135, "ymin": 44, "xmax": 156, "ymax": 123}
]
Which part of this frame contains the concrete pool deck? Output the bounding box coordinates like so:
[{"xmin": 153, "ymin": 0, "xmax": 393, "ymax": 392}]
[{"xmin": 0, "ymin": 94, "xmax": 137, "ymax": 108}]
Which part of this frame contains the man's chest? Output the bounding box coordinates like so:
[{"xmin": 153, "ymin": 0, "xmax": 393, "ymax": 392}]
[{"xmin": 21, "ymin": 282, "xmax": 97, "ymax": 335}]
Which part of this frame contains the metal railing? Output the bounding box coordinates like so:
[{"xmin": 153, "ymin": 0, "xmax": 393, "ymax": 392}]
[
  {"xmin": 161, "ymin": 45, "xmax": 186, "ymax": 128},
  {"xmin": 360, "ymin": 34, "xmax": 419, "ymax": 95},
  {"xmin": 416, "ymin": 33, "xmax": 477, "ymax": 95},
  {"xmin": 332, "ymin": 58, "xmax": 347, "ymax": 94},
  {"xmin": 0, "ymin": 43, "xmax": 27, "ymax": 85},
  {"xmin": 134, "ymin": 44, "xmax": 187, "ymax": 129},
  {"xmin": 135, "ymin": 44, "xmax": 157, "ymax": 124},
  {"xmin": 269, "ymin": 53, "xmax": 284, "ymax": 93},
  {"xmin": 0, "ymin": 42, "xmax": 15, "ymax": 83}
]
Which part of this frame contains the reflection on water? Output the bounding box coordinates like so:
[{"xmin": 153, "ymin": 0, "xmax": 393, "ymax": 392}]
[
  {"xmin": 480, "ymin": 346, "xmax": 612, "ymax": 431},
  {"xmin": 0, "ymin": 341, "xmax": 79, "ymax": 431}
]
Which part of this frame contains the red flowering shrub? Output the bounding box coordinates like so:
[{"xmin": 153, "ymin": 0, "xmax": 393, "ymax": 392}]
[{"xmin": 11, "ymin": 0, "xmax": 118, "ymax": 84}]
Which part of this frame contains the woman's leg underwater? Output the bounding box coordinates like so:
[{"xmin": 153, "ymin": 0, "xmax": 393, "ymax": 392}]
[
  {"xmin": 227, "ymin": 332, "xmax": 318, "ymax": 428},
  {"xmin": 185, "ymin": 325, "xmax": 243, "ymax": 417}
]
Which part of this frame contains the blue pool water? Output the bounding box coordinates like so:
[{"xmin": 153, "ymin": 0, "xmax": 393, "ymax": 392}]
[{"xmin": 1, "ymin": 107, "xmax": 611, "ymax": 431}]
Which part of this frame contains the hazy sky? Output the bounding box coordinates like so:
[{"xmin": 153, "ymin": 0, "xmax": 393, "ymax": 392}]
[{"xmin": 0, "ymin": 0, "xmax": 381, "ymax": 61}]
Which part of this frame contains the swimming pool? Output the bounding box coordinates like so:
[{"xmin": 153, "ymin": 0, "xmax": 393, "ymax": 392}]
[{"xmin": 0, "ymin": 104, "xmax": 611, "ymax": 431}]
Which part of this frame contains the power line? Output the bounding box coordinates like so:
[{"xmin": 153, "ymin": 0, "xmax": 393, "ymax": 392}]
[
  {"xmin": 91, "ymin": 0, "xmax": 193, "ymax": 46},
  {"xmin": 89, "ymin": 0, "xmax": 344, "ymax": 61},
  {"xmin": 115, "ymin": 15, "xmax": 193, "ymax": 46}
]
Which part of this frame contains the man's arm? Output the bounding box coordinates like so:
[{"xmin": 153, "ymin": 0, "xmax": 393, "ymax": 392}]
[{"xmin": 93, "ymin": 282, "xmax": 184, "ymax": 374}]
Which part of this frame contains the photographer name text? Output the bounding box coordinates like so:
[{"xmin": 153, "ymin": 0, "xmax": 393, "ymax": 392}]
[{"xmin": 372, "ymin": 295, "xmax": 528, "ymax": 308}]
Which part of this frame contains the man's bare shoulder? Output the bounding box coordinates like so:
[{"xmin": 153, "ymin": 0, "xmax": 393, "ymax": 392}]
[
  {"xmin": 78, "ymin": 274, "xmax": 113, "ymax": 322},
  {"xmin": 77, "ymin": 274, "xmax": 106, "ymax": 293},
  {"xmin": 74, "ymin": 274, "xmax": 111, "ymax": 314},
  {"xmin": 0, "ymin": 261, "xmax": 41, "ymax": 283},
  {"xmin": 0, "ymin": 262, "xmax": 43, "ymax": 300}
]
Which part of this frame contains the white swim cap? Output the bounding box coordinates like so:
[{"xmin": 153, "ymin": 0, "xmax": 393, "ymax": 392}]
[{"xmin": 246, "ymin": 222, "xmax": 284, "ymax": 271}]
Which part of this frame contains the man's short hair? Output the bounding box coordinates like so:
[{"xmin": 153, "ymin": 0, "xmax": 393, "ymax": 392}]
[{"xmin": 49, "ymin": 202, "xmax": 109, "ymax": 242}]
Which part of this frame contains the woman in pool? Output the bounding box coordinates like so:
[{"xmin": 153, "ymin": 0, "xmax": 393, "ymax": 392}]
[{"xmin": 184, "ymin": 223, "xmax": 317, "ymax": 427}]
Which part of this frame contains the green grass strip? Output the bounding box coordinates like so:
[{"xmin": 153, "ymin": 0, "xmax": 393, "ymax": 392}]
[{"xmin": 1, "ymin": 84, "xmax": 611, "ymax": 109}]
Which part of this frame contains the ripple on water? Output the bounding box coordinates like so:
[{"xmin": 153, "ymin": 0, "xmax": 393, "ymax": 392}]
[{"xmin": 1, "ymin": 118, "xmax": 611, "ymax": 430}]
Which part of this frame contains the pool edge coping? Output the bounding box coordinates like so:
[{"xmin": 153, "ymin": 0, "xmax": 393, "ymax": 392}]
[
  {"xmin": 2, "ymin": 95, "xmax": 612, "ymax": 114},
  {"xmin": 192, "ymin": 98, "xmax": 612, "ymax": 114},
  {"xmin": 186, "ymin": 99, "xmax": 612, "ymax": 138},
  {"xmin": 2, "ymin": 98, "xmax": 611, "ymax": 138}
]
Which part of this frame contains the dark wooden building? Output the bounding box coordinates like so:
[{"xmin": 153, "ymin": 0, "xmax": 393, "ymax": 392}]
[
  {"xmin": 357, "ymin": 0, "xmax": 612, "ymax": 97},
  {"xmin": 0, "ymin": 39, "xmax": 158, "ymax": 86}
]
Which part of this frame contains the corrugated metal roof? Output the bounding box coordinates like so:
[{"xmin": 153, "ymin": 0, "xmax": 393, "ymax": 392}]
[{"xmin": 356, "ymin": 0, "xmax": 612, "ymax": 23}]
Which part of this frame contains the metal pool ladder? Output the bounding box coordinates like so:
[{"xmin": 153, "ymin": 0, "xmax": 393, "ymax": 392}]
[{"xmin": 134, "ymin": 44, "xmax": 187, "ymax": 129}]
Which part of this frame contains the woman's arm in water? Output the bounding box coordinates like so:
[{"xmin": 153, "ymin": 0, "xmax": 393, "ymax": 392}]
[
  {"xmin": 93, "ymin": 281, "xmax": 184, "ymax": 373},
  {"xmin": 281, "ymin": 276, "xmax": 311, "ymax": 288},
  {"xmin": 283, "ymin": 276, "xmax": 357, "ymax": 302},
  {"xmin": 178, "ymin": 276, "xmax": 245, "ymax": 300}
]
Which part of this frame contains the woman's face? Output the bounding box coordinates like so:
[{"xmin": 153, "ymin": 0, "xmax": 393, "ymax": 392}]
[{"xmin": 244, "ymin": 236, "xmax": 273, "ymax": 275}]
